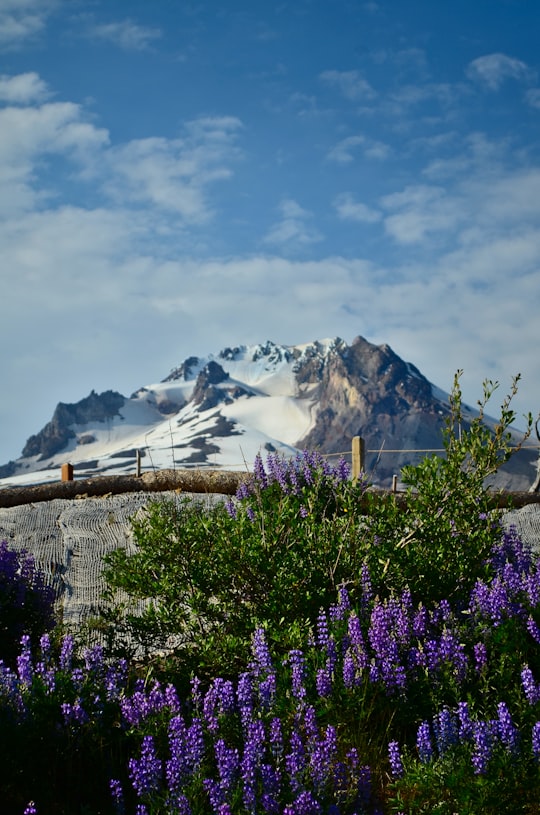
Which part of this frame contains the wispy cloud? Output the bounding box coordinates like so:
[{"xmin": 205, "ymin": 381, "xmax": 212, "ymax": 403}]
[
  {"xmin": 380, "ymin": 184, "xmax": 463, "ymax": 244},
  {"xmin": 102, "ymin": 116, "xmax": 243, "ymax": 222},
  {"xmin": 264, "ymin": 199, "xmax": 323, "ymax": 248},
  {"xmin": 319, "ymin": 69, "xmax": 376, "ymax": 101},
  {"xmin": 0, "ymin": 0, "xmax": 56, "ymax": 47},
  {"xmin": 466, "ymin": 53, "xmax": 533, "ymax": 90},
  {"xmin": 327, "ymin": 134, "xmax": 390, "ymax": 163},
  {"xmin": 333, "ymin": 192, "xmax": 382, "ymax": 223},
  {"xmin": 526, "ymin": 88, "xmax": 540, "ymax": 109},
  {"xmin": 89, "ymin": 18, "xmax": 162, "ymax": 51}
]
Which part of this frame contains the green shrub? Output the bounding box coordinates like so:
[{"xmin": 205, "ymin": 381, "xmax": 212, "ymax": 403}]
[
  {"xmin": 359, "ymin": 371, "xmax": 534, "ymax": 605},
  {"xmin": 102, "ymin": 452, "xmax": 370, "ymax": 681}
]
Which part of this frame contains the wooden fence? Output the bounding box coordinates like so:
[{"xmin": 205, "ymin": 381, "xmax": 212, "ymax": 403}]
[{"xmin": 0, "ymin": 436, "xmax": 539, "ymax": 509}]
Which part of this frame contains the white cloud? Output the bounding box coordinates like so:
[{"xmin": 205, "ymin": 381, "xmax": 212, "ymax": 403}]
[
  {"xmin": 0, "ymin": 0, "xmax": 55, "ymax": 47},
  {"xmin": 466, "ymin": 53, "xmax": 533, "ymax": 90},
  {"xmin": 102, "ymin": 116, "xmax": 243, "ymax": 221},
  {"xmin": 264, "ymin": 198, "xmax": 323, "ymax": 247},
  {"xmin": 0, "ymin": 72, "xmax": 50, "ymax": 104},
  {"xmin": 0, "ymin": 79, "xmax": 242, "ymax": 224},
  {"xmin": 89, "ymin": 18, "xmax": 162, "ymax": 51},
  {"xmin": 381, "ymin": 184, "xmax": 463, "ymax": 244},
  {"xmin": 0, "ymin": 95, "xmax": 109, "ymax": 215},
  {"xmin": 333, "ymin": 192, "xmax": 382, "ymax": 224},
  {"xmin": 319, "ymin": 69, "xmax": 376, "ymax": 101},
  {"xmin": 327, "ymin": 134, "xmax": 390, "ymax": 163}
]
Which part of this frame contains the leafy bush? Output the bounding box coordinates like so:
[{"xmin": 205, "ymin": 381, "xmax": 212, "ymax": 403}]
[
  {"xmin": 359, "ymin": 371, "xmax": 534, "ymax": 604},
  {"xmin": 0, "ymin": 540, "xmax": 56, "ymax": 666},
  {"xmin": 102, "ymin": 451, "xmax": 370, "ymax": 680}
]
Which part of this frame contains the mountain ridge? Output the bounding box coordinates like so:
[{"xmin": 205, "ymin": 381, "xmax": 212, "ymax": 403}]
[{"xmin": 0, "ymin": 335, "xmax": 536, "ymax": 490}]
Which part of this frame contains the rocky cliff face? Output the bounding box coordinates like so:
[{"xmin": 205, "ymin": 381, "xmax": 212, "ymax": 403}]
[
  {"xmin": 22, "ymin": 390, "xmax": 126, "ymax": 460},
  {"xmin": 295, "ymin": 336, "xmax": 447, "ymax": 482}
]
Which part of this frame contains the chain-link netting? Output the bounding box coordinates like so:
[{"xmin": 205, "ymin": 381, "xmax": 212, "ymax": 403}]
[{"xmin": 0, "ymin": 493, "xmax": 539, "ymax": 631}]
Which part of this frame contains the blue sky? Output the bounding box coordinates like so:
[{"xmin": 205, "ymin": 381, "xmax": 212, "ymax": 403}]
[{"xmin": 1, "ymin": 0, "xmax": 540, "ymax": 463}]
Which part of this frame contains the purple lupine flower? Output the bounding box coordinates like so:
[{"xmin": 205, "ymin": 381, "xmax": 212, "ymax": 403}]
[
  {"xmin": 225, "ymin": 499, "xmax": 237, "ymax": 519},
  {"xmin": 203, "ymin": 778, "xmax": 225, "ymax": 811},
  {"xmin": 167, "ymin": 792, "xmax": 191, "ymax": 815},
  {"xmin": 348, "ymin": 613, "xmax": 368, "ymax": 671},
  {"xmin": 286, "ymin": 729, "xmax": 306, "ymax": 794},
  {"xmin": 335, "ymin": 456, "xmax": 351, "ymax": 483},
  {"xmin": 253, "ymin": 453, "xmax": 268, "ymax": 488},
  {"xmin": 259, "ymin": 673, "xmax": 277, "ymax": 709},
  {"xmin": 260, "ymin": 762, "xmax": 281, "ymax": 813},
  {"xmin": 242, "ymin": 719, "xmax": 266, "ymax": 814},
  {"xmin": 59, "ymin": 635, "xmax": 74, "ymax": 671},
  {"xmin": 388, "ymin": 740, "xmax": 404, "ymax": 779},
  {"xmin": 166, "ymin": 714, "xmax": 190, "ymax": 792},
  {"xmin": 416, "ymin": 721, "xmax": 434, "ymax": 763},
  {"xmin": 288, "ymin": 650, "xmax": 307, "ymax": 701},
  {"xmin": 110, "ymin": 779, "xmax": 125, "ymax": 814},
  {"xmin": 316, "ymin": 609, "xmax": 330, "ymax": 652},
  {"xmin": 215, "ymin": 738, "xmax": 240, "ymax": 795},
  {"xmin": 457, "ymin": 701, "xmax": 473, "ymax": 741},
  {"xmin": 252, "ymin": 628, "xmax": 274, "ymax": 672},
  {"xmin": 129, "ymin": 735, "xmax": 162, "ymax": 797},
  {"xmin": 105, "ymin": 659, "xmax": 128, "ymax": 702},
  {"xmin": 433, "ymin": 708, "xmax": 458, "ymax": 756},
  {"xmin": 360, "ymin": 562, "xmax": 373, "ymax": 606},
  {"xmin": 497, "ymin": 702, "xmax": 519, "ymax": 754},
  {"xmin": 473, "ymin": 641, "xmax": 488, "ymax": 673},
  {"xmin": 237, "ymin": 672, "xmax": 254, "ymax": 727},
  {"xmin": 190, "ymin": 676, "xmax": 203, "ymax": 711},
  {"xmin": 412, "ymin": 606, "xmax": 428, "ymax": 638},
  {"xmin": 471, "ymin": 721, "xmax": 494, "ymax": 775},
  {"xmin": 315, "ymin": 667, "xmax": 332, "ymax": 698},
  {"xmin": 527, "ymin": 616, "xmax": 540, "ymax": 644},
  {"xmin": 84, "ymin": 644, "xmax": 104, "ymax": 674},
  {"xmin": 17, "ymin": 635, "xmax": 33, "ymax": 686},
  {"xmin": 204, "ymin": 678, "xmax": 236, "ymax": 732},
  {"xmin": 186, "ymin": 718, "xmax": 205, "ymax": 770},
  {"xmin": 291, "ymin": 790, "xmax": 322, "ymax": 815},
  {"xmin": 521, "ymin": 665, "xmax": 540, "ymax": 705},
  {"xmin": 165, "ymin": 683, "xmax": 181, "ymax": 712},
  {"xmin": 61, "ymin": 697, "xmax": 89, "ymax": 727},
  {"xmin": 302, "ymin": 705, "xmax": 319, "ymax": 744},
  {"xmin": 309, "ymin": 724, "xmax": 337, "ymax": 791},
  {"xmin": 267, "ymin": 717, "xmax": 283, "ymax": 763},
  {"xmin": 532, "ymin": 722, "xmax": 540, "ymax": 761},
  {"xmin": 342, "ymin": 654, "xmax": 357, "ymax": 689},
  {"xmin": 121, "ymin": 683, "xmax": 166, "ymax": 728}
]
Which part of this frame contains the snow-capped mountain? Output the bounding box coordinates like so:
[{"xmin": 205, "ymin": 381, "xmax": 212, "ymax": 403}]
[{"xmin": 0, "ymin": 336, "xmax": 536, "ymax": 489}]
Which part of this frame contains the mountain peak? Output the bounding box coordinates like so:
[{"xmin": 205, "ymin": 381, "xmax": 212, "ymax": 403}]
[{"xmin": 1, "ymin": 335, "xmax": 536, "ymax": 490}]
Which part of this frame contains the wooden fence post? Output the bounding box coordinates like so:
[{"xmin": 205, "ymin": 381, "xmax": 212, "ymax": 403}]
[
  {"xmin": 61, "ymin": 463, "xmax": 74, "ymax": 482},
  {"xmin": 135, "ymin": 450, "xmax": 141, "ymax": 478},
  {"xmin": 351, "ymin": 436, "xmax": 365, "ymax": 480}
]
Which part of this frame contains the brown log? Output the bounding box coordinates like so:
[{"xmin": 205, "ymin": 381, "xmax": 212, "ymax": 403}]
[
  {"xmin": 2, "ymin": 470, "xmax": 540, "ymax": 511},
  {"xmin": 0, "ymin": 469, "xmax": 250, "ymax": 508}
]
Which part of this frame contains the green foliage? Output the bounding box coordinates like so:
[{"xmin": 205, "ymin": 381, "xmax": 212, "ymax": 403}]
[
  {"xmin": 359, "ymin": 371, "xmax": 534, "ymax": 604},
  {"xmin": 102, "ymin": 457, "xmax": 369, "ymax": 681}
]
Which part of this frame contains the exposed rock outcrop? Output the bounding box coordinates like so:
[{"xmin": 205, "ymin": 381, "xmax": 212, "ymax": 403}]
[{"xmin": 22, "ymin": 390, "xmax": 125, "ymax": 460}]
